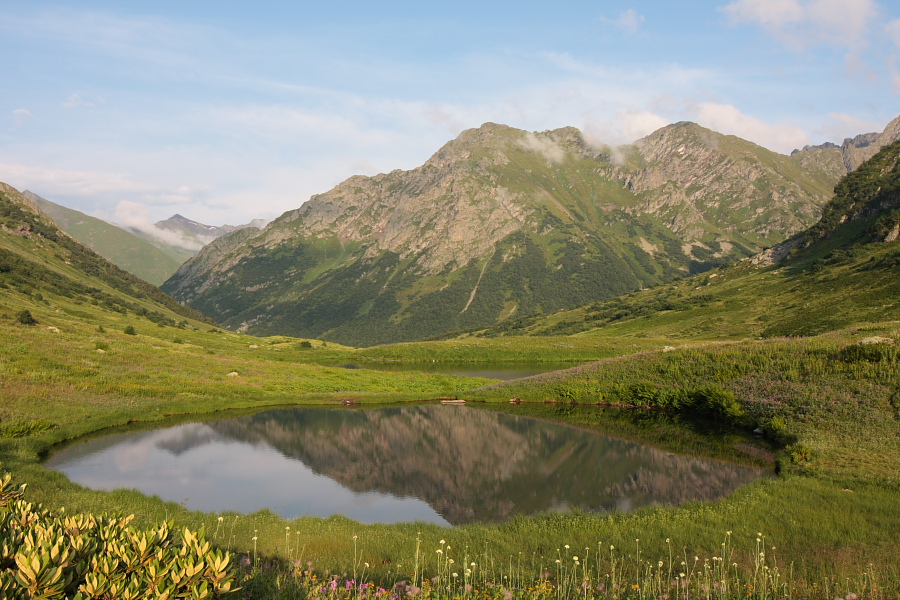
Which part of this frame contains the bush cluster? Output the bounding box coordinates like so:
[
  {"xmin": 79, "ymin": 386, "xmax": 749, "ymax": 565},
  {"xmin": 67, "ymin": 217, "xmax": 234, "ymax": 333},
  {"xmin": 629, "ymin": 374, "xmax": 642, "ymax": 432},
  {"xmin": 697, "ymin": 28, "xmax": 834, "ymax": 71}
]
[{"xmin": 0, "ymin": 472, "xmax": 238, "ymax": 599}]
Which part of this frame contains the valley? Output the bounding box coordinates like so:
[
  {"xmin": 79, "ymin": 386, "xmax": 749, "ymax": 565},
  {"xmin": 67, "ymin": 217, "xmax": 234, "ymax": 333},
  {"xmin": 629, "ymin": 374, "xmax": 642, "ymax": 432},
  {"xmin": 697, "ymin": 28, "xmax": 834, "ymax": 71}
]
[{"xmin": 0, "ymin": 123, "xmax": 898, "ymax": 599}]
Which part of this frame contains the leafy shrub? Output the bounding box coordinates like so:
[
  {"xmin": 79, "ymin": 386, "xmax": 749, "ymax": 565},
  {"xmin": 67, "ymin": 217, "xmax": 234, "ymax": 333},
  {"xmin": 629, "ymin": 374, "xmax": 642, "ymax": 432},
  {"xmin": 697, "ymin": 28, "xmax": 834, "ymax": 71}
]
[
  {"xmin": 0, "ymin": 471, "xmax": 239, "ymax": 599},
  {"xmin": 690, "ymin": 386, "xmax": 745, "ymax": 420},
  {"xmin": 0, "ymin": 419, "xmax": 57, "ymax": 438},
  {"xmin": 554, "ymin": 384, "xmax": 580, "ymax": 402},
  {"xmin": 123, "ymin": 325, "xmax": 136, "ymax": 336},
  {"xmin": 838, "ymin": 342, "xmax": 898, "ymax": 363},
  {"xmin": 15, "ymin": 310, "xmax": 36, "ymax": 325},
  {"xmin": 789, "ymin": 443, "xmax": 815, "ymax": 463},
  {"xmin": 296, "ymin": 340, "xmax": 313, "ymax": 349}
]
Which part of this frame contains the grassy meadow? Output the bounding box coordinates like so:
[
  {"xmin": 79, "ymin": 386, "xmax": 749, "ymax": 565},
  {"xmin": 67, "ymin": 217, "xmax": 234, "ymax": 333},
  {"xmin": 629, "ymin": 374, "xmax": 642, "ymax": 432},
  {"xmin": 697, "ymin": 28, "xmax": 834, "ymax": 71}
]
[
  {"xmin": 3, "ymin": 174, "xmax": 900, "ymax": 598},
  {"xmin": 2, "ymin": 271, "xmax": 899, "ymax": 598}
]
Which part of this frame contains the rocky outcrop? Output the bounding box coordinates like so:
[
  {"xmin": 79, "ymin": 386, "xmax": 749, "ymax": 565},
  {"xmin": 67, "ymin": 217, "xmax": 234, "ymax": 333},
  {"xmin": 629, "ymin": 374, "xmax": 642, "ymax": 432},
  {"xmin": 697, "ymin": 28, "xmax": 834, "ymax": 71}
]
[
  {"xmin": 792, "ymin": 115, "xmax": 900, "ymax": 175},
  {"xmin": 162, "ymin": 118, "xmax": 897, "ymax": 345},
  {"xmin": 618, "ymin": 122, "xmax": 838, "ymax": 244},
  {"xmin": 842, "ymin": 116, "xmax": 900, "ymax": 172},
  {"xmin": 750, "ymin": 236, "xmax": 803, "ymax": 266}
]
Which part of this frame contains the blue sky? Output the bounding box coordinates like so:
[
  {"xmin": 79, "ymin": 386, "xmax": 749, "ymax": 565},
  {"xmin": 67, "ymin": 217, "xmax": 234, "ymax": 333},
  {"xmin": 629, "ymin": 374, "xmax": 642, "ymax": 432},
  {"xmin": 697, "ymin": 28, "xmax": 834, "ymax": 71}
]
[{"xmin": 1, "ymin": 1, "xmax": 899, "ymax": 228}]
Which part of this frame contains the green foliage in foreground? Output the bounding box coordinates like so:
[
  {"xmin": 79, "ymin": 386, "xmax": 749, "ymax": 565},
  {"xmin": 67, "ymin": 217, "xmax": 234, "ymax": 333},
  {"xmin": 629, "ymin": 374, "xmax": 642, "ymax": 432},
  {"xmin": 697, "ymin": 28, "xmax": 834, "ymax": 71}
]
[
  {"xmin": 1, "ymin": 187, "xmax": 899, "ymax": 597},
  {"xmin": 0, "ymin": 472, "xmax": 238, "ymax": 600},
  {"xmin": 1, "ymin": 327, "xmax": 897, "ymax": 598}
]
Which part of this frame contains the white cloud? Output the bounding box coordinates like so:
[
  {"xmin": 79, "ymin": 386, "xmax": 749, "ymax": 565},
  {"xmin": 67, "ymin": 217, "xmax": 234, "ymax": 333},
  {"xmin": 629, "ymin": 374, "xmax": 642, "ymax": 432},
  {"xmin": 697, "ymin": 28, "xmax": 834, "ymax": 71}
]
[
  {"xmin": 814, "ymin": 112, "xmax": 884, "ymax": 142},
  {"xmin": 518, "ymin": 132, "xmax": 567, "ymax": 164},
  {"xmin": 63, "ymin": 93, "xmax": 103, "ymax": 109},
  {"xmin": 616, "ymin": 109, "xmax": 671, "ymax": 142},
  {"xmin": 722, "ymin": 0, "xmax": 805, "ymax": 30},
  {"xmin": 888, "ymin": 18, "xmax": 900, "ymax": 45},
  {"xmin": 602, "ymin": 9, "xmax": 645, "ymax": 35},
  {"xmin": 722, "ymin": 0, "xmax": 880, "ymax": 55},
  {"xmin": 688, "ymin": 102, "xmax": 810, "ymax": 152},
  {"xmin": 11, "ymin": 109, "xmax": 33, "ymax": 129},
  {"xmin": 113, "ymin": 200, "xmax": 211, "ymax": 250},
  {"xmin": 0, "ymin": 162, "xmax": 146, "ymax": 197}
]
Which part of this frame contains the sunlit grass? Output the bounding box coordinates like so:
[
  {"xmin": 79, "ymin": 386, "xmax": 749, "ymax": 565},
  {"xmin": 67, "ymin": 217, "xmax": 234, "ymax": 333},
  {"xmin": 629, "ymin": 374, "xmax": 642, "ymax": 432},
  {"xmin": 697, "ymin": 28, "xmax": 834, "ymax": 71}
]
[{"xmin": 2, "ymin": 280, "xmax": 900, "ymax": 597}]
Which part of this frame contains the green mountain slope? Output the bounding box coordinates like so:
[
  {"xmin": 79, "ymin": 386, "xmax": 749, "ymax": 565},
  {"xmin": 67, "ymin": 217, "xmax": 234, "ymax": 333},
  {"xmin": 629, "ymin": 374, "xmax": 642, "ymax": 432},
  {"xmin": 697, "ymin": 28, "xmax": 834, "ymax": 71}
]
[
  {"xmin": 0, "ymin": 182, "xmax": 212, "ymax": 328},
  {"xmin": 22, "ymin": 191, "xmax": 187, "ymax": 285},
  {"xmin": 163, "ymin": 121, "xmax": 846, "ymax": 346},
  {"xmin": 471, "ymin": 140, "xmax": 900, "ymax": 341}
]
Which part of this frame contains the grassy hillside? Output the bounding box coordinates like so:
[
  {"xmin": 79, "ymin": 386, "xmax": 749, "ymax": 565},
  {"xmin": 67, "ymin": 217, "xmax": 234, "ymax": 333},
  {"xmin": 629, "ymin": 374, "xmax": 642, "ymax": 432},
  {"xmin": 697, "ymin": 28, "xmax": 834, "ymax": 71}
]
[
  {"xmin": 164, "ymin": 122, "xmax": 841, "ymax": 347},
  {"xmin": 468, "ymin": 141, "xmax": 900, "ymax": 342},
  {"xmin": 23, "ymin": 191, "xmax": 190, "ymax": 285},
  {"xmin": 2, "ymin": 157, "xmax": 900, "ymax": 598}
]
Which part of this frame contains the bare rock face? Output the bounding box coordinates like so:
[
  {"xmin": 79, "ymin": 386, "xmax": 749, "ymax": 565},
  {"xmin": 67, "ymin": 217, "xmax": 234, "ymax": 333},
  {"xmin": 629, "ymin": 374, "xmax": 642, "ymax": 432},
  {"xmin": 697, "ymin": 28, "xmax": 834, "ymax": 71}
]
[
  {"xmin": 885, "ymin": 221, "xmax": 900, "ymax": 243},
  {"xmin": 0, "ymin": 182, "xmax": 49, "ymax": 220},
  {"xmin": 789, "ymin": 116, "xmax": 900, "ymax": 176},
  {"xmin": 162, "ymin": 119, "xmax": 886, "ymax": 345},
  {"xmin": 618, "ymin": 122, "xmax": 838, "ymax": 244},
  {"xmin": 842, "ymin": 115, "xmax": 900, "ymax": 172},
  {"xmin": 750, "ymin": 236, "xmax": 803, "ymax": 267}
]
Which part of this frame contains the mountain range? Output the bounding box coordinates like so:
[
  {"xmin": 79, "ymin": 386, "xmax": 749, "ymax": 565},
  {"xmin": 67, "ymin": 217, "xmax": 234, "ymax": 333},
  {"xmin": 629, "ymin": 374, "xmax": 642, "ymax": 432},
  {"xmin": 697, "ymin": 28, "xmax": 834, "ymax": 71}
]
[
  {"xmin": 161, "ymin": 116, "xmax": 900, "ymax": 346},
  {"xmin": 0, "ymin": 182, "xmax": 210, "ymax": 327},
  {"xmin": 21, "ymin": 191, "xmax": 263, "ymax": 285}
]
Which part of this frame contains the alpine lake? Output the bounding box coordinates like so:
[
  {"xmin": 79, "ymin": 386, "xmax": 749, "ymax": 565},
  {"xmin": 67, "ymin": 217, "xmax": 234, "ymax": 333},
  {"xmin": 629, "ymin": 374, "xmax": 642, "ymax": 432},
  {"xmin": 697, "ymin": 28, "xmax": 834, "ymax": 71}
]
[{"xmin": 45, "ymin": 362, "xmax": 774, "ymax": 527}]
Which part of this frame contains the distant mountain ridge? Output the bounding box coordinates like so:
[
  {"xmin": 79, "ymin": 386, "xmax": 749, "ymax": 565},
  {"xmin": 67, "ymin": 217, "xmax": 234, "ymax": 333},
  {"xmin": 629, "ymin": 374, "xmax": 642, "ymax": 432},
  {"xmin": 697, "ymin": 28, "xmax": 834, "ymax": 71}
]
[
  {"xmin": 20, "ymin": 191, "xmax": 265, "ymax": 285},
  {"xmin": 791, "ymin": 114, "xmax": 900, "ymax": 173},
  {"xmin": 143, "ymin": 214, "xmax": 268, "ymax": 252},
  {"xmin": 163, "ymin": 117, "xmax": 897, "ymax": 346},
  {"xmin": 1, "ymin": 182, "xmax": 211, "ymax": 326},
  {"xmin": 22, "ymin": 191, "xmax": 187, "ymax": 285},
  {"xmin": 473, "ymin": 138, "xmax": 900, "ymax": 340}
]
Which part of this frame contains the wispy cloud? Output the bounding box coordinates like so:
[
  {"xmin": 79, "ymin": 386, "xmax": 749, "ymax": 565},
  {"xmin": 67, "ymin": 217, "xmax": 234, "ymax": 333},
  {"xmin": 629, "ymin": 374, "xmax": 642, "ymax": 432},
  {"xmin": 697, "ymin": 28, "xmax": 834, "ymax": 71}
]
[
  {"xmin": 63, "ymin": 93, "xmax": 103, "ymax": 109},
  {"xmin": 721, "ymin": 0, "xmax": 881, "ymax": 75},
  {"xmin": 888, "ymin": 18, "xmax": 900, "ymax": 45},
  {"xmin": 0, "ymin": 162, "xmax": 147, "ymax": 197},
  {"xmin": 10, "ymin": 108, "xmax": 33, "ymax": 130},
  {"xmin": 722, "ymin": 0, "xmax": 879, "ymax": 47},
  {"xmin": 602, "ymin": 9, "xmax": 645, "ymax": 35},
  {"xmin": 518, "ymin": 132, "xmax": 567, "ymax": 164},
  {"xmin": 0, "ymin": 9, "xmax": 213, "ymax": 70},
  {"xmin": 688, "ymin": 102, "xmax": 810, "ymax": 151}
]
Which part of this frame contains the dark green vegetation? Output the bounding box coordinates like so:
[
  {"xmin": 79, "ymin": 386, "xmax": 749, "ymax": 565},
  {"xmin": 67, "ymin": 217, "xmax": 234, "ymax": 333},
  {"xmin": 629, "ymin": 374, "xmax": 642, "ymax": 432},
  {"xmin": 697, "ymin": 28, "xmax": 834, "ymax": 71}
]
[
  {"xmin": 0, "ymin": 137, "xmax": 899, "ymax": 598},
  {"xmin": 471, "ymin": 141, "xmax": 900, "ymax": 341},
  {"xmin": 163, "ymin": 122, "xmax": 845, "ymax": 346},
  {"xmin": 24, "ymin": 191, "xmax": 193, "ymax": 286},
  {"xmin": 0, "ymin": 184, "xmax": 211, "ymax": 329},
  {"xmin": 0, "ymin": 473, "xmax": 239, "ymax": 599}
]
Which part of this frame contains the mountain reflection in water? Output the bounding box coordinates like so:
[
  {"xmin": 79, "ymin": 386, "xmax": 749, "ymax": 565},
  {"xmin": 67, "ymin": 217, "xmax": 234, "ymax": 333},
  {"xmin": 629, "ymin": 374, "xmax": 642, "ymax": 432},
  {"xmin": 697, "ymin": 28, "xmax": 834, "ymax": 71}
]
[{"xmin": 46, "ymin": 406, "xmax": 769, "ymax": 525}]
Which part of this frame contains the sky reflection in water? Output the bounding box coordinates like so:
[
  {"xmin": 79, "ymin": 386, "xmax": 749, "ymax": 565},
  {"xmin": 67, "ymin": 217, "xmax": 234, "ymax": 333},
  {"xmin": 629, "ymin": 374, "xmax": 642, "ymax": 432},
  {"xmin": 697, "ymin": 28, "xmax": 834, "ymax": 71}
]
[{"xmin": 46, "ymin": 406, "xmax": 769, "ymax": 525}]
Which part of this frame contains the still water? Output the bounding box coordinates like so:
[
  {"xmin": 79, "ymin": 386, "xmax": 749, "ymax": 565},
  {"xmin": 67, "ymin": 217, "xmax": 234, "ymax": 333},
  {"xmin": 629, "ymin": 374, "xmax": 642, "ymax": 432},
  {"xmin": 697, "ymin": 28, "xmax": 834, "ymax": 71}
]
[{"xmin": 46, "ymin": 406, "xmax": 769, "ymax": 526}]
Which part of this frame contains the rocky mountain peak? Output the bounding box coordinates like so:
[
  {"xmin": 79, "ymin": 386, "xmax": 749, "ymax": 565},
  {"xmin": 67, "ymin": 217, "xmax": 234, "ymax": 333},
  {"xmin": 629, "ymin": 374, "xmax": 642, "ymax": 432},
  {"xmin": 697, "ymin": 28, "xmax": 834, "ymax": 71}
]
[
  {"xmin": 163, "ymin": 118, "xmax": 858, "ymax": 345},
  {"xmin": 791, "ymin": 115, "xmax": 900, "ymax": 175}
]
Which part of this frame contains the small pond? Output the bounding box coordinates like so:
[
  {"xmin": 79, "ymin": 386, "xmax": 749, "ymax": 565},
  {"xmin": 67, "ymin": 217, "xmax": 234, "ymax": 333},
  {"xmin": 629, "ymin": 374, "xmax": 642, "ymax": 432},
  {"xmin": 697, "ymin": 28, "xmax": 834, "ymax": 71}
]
[{"xmin": 46, "ymin": 405, "xmax": 771, "ymax": 526}]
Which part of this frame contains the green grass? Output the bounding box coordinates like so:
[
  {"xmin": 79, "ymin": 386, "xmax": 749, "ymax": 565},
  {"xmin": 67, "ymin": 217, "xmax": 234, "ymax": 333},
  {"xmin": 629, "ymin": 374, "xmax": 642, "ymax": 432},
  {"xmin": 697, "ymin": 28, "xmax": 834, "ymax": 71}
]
[
  {"xmin": 2, "ymin": 181, "xmax": 900, "ymax": 597},
  {"xmin": 2, "ymin": 283, "xmax": 899, "ymax": 597}
]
